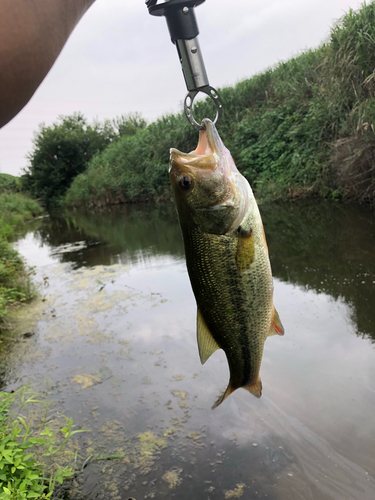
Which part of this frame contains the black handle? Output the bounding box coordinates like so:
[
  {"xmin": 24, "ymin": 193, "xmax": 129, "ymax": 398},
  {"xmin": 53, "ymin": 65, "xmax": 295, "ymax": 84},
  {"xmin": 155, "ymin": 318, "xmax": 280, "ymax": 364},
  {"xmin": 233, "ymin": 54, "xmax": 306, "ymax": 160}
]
[{"xmin": 146, "ymin": 0, "xmax": 205, "ymax": 43}]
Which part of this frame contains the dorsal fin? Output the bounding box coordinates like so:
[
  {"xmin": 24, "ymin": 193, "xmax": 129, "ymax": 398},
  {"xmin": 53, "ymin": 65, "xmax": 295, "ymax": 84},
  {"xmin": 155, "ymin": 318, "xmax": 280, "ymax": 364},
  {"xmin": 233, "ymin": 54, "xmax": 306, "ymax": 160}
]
[
  {"xmin": 197, "ymin": 308, "xmax": 221, "ymax": 365},
  {"xmin": 267, "ymin": 307, "xmax": 284, "ymax": 337}
]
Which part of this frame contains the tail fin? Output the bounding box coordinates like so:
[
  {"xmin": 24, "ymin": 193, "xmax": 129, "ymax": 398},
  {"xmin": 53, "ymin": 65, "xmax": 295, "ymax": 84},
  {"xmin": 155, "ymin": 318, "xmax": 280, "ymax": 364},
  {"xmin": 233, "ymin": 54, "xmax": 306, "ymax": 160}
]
[
  {"xmin": 244, "ymin": 375, "xmax": 262, "ymax": 398},
  {"xmin": 211, "ymin": 375, "xmax": 262, "ymax": 409},
  {"xmin": 211, "ymin": 382, "xmax": 235, "ymax": 410}
]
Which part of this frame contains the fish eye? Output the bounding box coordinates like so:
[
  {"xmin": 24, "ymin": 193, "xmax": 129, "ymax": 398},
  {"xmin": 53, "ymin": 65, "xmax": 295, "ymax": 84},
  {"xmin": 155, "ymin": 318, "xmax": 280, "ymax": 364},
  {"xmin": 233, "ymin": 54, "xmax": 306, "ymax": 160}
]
[{"xmin": 179, "ymin": 175, "xmax": 193, "ymax": 190}]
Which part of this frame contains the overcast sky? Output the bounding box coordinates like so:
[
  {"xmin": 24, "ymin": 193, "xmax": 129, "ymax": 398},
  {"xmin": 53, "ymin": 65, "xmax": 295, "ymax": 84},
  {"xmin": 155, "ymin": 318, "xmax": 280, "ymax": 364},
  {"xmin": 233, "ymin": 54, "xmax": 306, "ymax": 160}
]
[{"xmin": 0, "ymin": 0, "xmax": 365, "ymax": 177}]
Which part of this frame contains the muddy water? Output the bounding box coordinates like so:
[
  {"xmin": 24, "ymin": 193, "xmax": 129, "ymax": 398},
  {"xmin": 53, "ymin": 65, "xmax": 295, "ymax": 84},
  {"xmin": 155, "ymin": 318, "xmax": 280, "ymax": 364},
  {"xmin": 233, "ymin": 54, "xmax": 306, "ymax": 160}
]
[{"xmin": 3, "ymin": 200, "xmax": 375, "ymax": 500}]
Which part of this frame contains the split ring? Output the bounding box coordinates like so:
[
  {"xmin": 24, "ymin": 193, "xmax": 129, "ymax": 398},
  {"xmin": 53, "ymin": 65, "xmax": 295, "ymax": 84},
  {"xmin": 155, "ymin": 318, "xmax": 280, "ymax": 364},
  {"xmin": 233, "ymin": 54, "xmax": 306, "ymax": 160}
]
[{"xmin": 184, "ymin": 85, "xmax": 223, "ymax": 130}]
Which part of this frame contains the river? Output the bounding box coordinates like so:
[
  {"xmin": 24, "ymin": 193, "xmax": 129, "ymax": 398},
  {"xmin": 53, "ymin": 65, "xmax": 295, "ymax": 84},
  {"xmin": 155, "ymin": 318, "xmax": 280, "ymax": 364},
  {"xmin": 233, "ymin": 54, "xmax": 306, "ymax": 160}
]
[{"xmin": 2, "ymin": 199, "xmax": 375, "ymax": 500}]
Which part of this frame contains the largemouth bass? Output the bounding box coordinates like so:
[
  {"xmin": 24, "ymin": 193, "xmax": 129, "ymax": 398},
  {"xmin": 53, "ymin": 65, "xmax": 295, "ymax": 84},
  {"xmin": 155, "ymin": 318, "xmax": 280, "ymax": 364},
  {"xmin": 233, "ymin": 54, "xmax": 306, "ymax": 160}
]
[{"xmin": 169, "ymin": 118, "xmax": 284, "ymax": 409}]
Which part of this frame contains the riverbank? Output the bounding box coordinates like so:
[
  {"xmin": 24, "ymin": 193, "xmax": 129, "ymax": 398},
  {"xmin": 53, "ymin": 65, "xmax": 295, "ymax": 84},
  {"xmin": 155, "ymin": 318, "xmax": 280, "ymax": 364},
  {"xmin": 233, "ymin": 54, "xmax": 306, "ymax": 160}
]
[
  {"xmin": 0, "ymin": 186, "xmax": 43, "ymax": 326},
  {"xmin": 0, "ymin": 184, "xmax": 87, "ymax": 499}
]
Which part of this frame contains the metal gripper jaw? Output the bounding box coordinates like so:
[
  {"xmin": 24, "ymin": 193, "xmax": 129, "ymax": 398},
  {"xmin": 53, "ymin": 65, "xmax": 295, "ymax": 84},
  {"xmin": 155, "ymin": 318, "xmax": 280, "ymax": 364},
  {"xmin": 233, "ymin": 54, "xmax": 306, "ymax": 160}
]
[{"xmin": 146, "ymin": 0, "xmax": 223, "ymax": 130}]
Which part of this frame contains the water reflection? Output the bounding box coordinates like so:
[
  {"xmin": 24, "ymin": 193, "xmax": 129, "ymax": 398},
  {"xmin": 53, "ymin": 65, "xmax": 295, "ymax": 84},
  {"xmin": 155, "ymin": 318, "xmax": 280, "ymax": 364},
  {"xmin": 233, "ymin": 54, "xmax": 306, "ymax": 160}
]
[
  {"xmin": 35, "ymin": 203, "xmax": 185, "ymax": 267},
  {"xmin": 29, "ymin": 200, "xmax": 375, "ymax": 341},
  {"xmin": 261, "ymin": 200, "xmax": 375, "ymax": 341}
]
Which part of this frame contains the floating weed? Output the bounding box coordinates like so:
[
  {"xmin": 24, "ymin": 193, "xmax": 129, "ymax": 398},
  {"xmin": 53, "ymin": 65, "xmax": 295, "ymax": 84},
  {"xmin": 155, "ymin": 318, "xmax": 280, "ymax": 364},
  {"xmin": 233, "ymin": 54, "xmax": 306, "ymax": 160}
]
[
  {"xmin": 224, "ymin": 483, "xmax": 246, "ymax": 499},
  {"xmin": 71, "ymin": 367, "xmax": 113, "ymax": 390},
  {"xmin": 137, "ymin": 432, "xmax": 166, "ymax": 458},
  {"xmin": 71, "ymin": 373, "xmax": 101, "ymax": 390},
  {"xmin": 161, "ymin": 468, "xmax": 183, "ymax": 489}
]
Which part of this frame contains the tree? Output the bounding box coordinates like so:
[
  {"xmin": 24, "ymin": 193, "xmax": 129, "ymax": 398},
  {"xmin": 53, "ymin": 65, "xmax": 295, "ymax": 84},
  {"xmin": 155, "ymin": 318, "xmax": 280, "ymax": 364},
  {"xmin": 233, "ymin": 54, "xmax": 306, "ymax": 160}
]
[
  {"xmin": 22, "ymin": 113, "xmax": 115, "ymax": 207},
  {"xmin": 113, "ymin": 112, "xmax": 147, "ymax": 137}
]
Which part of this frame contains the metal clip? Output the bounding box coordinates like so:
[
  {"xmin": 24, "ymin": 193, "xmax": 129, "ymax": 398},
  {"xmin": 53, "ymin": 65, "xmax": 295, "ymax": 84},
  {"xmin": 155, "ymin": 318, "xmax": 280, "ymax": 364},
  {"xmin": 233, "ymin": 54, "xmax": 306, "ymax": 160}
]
[{"xmin": 184, "ymin": 86, "xmax": 223, "ymax": 130}]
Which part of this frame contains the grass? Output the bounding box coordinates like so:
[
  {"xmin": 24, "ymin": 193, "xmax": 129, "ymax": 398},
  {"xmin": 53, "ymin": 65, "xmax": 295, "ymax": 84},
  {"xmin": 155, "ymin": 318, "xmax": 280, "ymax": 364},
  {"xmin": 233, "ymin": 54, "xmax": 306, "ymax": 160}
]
[
  {"xmin": 0, "ymin": 386, "xmax": 85, "ymax": 499},
  {"xmin": 0, "ymin": 192, "xmax": 43, "ymax": 325}
]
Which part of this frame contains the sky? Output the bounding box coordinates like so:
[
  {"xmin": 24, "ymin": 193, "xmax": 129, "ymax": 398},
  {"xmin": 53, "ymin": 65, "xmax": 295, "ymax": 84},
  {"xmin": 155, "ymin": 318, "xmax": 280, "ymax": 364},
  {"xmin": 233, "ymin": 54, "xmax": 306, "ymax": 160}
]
[{"xmin": 0, "ymin": 0, "xmax": 365, "ymax": 177}]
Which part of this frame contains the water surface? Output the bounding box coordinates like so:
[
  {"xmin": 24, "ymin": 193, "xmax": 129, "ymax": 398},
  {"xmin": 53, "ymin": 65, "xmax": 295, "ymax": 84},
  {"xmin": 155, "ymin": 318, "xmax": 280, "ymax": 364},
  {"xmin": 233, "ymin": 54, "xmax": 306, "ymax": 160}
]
[{"xmin": 3, "ymin": 200, "xmax": 375, "ymax": 500}]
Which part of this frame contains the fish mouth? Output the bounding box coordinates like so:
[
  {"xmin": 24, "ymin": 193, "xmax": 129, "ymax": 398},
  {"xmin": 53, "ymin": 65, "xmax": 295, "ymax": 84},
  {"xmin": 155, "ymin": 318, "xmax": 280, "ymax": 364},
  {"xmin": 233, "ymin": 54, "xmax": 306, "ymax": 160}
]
[
  {"xmin": 195, "ymin": 118, "xmax": 223, "ymax": 156},
  {"xmin": 169, "ymin": 119, "xmax": 223, "ymax": 172}
]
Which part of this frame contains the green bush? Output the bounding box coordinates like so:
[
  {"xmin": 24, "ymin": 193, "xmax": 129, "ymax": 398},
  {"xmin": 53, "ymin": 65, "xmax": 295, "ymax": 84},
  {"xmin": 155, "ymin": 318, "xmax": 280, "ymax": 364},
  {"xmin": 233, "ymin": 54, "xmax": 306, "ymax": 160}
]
[
  {"xmin": 65, "ymin": 113, "xmax": 197, "ymax": 208},
  {"xmin": 0, "ymin": 174, "xmax": 20, "ymax": 195},
  {"xmin": 22, "ymin": 113, "xmax": 148, "ymax": 208},
  {"xmin": 0, "ymin": 193, "xmax": 43, "ymax": 324},
  {"xmin": 0, "ymin": 241, "xmax": 35, "ymax": 323},
  {"xmin": 22, "ymin": 113, "xmax": 116, "ymax": 207},
  {"xmin": 0, "ymin": 193, "xmax": 42, "ymax": 225}
]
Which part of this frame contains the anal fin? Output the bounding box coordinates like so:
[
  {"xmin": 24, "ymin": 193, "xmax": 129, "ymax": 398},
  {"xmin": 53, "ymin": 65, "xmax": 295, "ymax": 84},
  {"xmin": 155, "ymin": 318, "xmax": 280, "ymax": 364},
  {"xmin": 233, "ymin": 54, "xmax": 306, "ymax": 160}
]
[
  {"xmin": 244, "ymin": 375, "xmax": 262, "ymax": 398},
  {"xmin": 197, "ymin": 308, "xmax": 220, "ymax": 365}
]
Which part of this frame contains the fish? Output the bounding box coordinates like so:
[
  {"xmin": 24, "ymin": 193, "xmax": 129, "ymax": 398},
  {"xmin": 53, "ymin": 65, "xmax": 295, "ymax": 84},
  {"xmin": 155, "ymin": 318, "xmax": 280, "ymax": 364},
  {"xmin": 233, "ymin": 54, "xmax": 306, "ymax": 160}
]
[{"xmin": 169, "ymin": 118, "xmax": 284, "ymax": 409}]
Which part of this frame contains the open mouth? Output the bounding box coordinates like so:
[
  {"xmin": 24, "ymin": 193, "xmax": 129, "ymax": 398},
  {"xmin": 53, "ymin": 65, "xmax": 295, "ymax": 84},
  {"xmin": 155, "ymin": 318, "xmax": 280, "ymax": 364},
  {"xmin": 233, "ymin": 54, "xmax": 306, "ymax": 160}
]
[{"xmin": 169, "ymin": 119, "xmax": 221, "ymax": 171}]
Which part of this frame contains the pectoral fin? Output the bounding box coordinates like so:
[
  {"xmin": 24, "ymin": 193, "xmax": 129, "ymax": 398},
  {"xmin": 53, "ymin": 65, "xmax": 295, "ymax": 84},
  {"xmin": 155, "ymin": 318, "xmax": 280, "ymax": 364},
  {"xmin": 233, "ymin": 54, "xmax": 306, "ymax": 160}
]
[
  {"xmin": 267, "ymin": 307, "xmax": 284, "ymax": 337},
  {"xmin": 236, "ymin": 226, "xmax": 255, "ymax": 272},
  {"xmin": 197, "ymin": 308, "xmax": 220, "ymax": 365}
]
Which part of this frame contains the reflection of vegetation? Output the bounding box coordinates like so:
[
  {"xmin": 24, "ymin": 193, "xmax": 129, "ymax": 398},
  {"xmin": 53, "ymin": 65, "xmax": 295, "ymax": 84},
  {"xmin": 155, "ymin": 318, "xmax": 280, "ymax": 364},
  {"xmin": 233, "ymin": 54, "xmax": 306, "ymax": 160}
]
[
  {"xmin": 262, "ymin": 200, "xmax": 375, "ymax": 340},
  {"xmin": 69, "ymin": 204, "xmax": 184, "ymax": 258},
  {"xmin": 28, "ymin": 200, "xmax": 375, "ymax": 341},
  {"xmin": 33, "ymin": 203, "xmax": 184, "ymax": 268}
]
